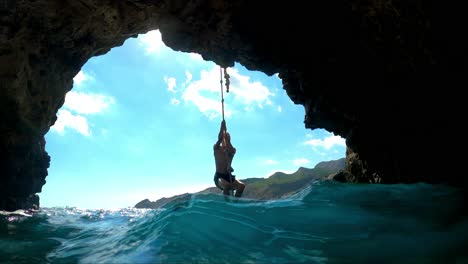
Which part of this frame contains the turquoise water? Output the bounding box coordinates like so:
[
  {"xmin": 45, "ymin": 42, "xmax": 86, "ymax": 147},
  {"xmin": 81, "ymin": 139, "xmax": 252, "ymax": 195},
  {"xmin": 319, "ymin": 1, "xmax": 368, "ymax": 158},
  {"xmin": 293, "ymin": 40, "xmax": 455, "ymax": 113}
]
[{"xmin": 1, "ymin": 181, "xmax": 468, "ymax": 263}]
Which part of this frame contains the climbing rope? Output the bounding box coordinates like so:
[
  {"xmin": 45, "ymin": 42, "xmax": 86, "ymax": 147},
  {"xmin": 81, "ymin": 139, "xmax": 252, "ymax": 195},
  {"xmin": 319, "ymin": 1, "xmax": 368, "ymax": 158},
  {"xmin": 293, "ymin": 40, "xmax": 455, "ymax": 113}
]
[
  {"xmin": 219, "ymin": 66, "xmax": 234, "ymax": 196},
  {"xmin": 219, "ymin": 66, "xmax": 230, "ymax": 120},
  {"xmin": 219, "ymin": 66, "xmax": 225, "ymax": 121}
]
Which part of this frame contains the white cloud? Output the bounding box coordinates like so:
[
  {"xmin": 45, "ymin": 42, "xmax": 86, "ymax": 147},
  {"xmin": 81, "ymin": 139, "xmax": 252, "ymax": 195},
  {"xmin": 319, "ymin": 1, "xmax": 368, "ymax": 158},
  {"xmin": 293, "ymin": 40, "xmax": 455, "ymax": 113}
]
[
  {"xmin": 171, "ymin": 98, "xmax": 180, "ymax": 105},
  {"xmin": 137, "ymin": 30, "xmax": 165, "ymax": 54},
  {"xmin": 51, "ymin": 109, "xmax": 90, "ymax": 136},
  {"xmin": 50, "ymin": 89, "xmax": 115, "ymax": 136},
  {"xmin": 185, "ymin": 70, "xmax": 193, "ymax": 85},
  {"xmin": 181, "ymin": 68, "xmax": 231, "ymax": 120},
  {"xmin": 73, "ymin": 71, "xmax": 87, "ymax": 87},
  {"xmin": 189, "ymin": 53, "xmax": 204, "ymax": 61},
  {"xmin": 64, "ymin": 91, "xmax": 115, "ymax": 115},
  {"xmin": 73, "ymin": 70, "xmax": 95, "ymax": 87},
  {"xmin": 277, "ymin": 106, "xmax": 282, "ymax": 112},
  {"xmin": 244, "ymin": 105, "xmax": 253, "ymax": 112},
  {"xmin": 229, "ymin": 69, "xmax": 273, "ymax": 106},
  {"xmin": 293, "ymin": 158, "xmax": 310, "ymax": 166},
  {"xmin": 264, "ymin": 159, "xmax": 279, "ymax": 165},
  {"xmin": 164, "ymin": 76, "xmax": 177, "ymax": 93},
  {"xmin": 182, "ymin": 66, "xmax": 273, "ymax": 119},
  {"xmin": 183, "ymin": 89, "xmax": 229, "ymax": 120},
  {"xmin": 304, "ymin": 135, "xmax": 346, "ymax": 149}
]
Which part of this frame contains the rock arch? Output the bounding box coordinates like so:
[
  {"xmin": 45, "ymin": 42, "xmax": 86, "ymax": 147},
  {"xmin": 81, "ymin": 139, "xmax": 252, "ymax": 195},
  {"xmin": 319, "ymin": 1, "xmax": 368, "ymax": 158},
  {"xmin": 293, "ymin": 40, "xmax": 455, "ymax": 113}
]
[{"xmin": 0, "ymin": 0, "xmax": 464, "ymax": 210}]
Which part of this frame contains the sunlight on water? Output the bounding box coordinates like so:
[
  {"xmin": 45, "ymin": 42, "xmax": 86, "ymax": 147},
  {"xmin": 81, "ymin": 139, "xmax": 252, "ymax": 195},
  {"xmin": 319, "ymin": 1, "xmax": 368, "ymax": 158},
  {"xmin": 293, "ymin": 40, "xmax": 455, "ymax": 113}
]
[{"xmin": 1, "ymin": 181, "xmax": 468, "ymax": 263}]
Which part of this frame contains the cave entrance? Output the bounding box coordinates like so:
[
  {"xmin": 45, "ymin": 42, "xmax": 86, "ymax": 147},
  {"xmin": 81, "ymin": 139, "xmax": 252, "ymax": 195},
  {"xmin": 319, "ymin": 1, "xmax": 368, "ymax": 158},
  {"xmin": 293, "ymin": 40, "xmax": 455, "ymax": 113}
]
[{"xmin": 40, "ymin": 30, "xmax": 345, "ymax": 209}]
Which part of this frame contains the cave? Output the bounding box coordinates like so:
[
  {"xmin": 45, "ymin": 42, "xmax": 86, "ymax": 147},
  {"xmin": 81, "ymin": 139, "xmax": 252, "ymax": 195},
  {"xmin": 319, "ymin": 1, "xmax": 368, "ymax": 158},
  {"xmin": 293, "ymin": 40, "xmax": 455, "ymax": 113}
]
[{"xmin": 0, "ymin": 0, "xmax": 465, "ymax": 211}]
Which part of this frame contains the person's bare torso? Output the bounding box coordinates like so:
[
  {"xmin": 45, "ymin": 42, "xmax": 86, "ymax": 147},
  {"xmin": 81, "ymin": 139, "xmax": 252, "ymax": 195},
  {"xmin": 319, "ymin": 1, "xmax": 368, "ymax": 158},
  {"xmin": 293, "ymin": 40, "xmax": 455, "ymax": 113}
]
[{"xmin": 214, "ymin": 146, "xmax": 234, "ymax": 174}]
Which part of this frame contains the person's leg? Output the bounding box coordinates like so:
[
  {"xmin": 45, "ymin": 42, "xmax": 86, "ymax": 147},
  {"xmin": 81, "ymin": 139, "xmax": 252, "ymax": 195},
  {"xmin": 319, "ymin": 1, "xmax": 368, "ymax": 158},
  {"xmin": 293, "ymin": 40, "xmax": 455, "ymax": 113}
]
[
  {"xmin": 218, "ymin": 178, "xmax": 232, "ymax": 196},
  {"xmin": 214, "ymin": 173, "xmax": 222, "ymax": 190},
  {"xmin": 232, "ymin": 179, "xmax": 245, "ymax": 197}
]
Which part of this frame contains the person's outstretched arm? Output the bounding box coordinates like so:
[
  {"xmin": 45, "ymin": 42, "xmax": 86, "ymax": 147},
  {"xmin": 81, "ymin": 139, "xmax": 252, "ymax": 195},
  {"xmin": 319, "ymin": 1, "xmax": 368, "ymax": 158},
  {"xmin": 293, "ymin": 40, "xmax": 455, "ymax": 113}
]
[{"xmin": 214, "ymin": 120, "xmax": 226, "ymax": 149}]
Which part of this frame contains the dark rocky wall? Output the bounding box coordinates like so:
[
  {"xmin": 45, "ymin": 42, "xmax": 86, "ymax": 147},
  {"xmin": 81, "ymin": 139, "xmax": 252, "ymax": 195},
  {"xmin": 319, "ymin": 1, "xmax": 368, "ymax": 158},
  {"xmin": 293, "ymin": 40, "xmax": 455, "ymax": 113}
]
[{"xmin": 0, "ymin": 0, "xmax": 465, "ymax": 210}]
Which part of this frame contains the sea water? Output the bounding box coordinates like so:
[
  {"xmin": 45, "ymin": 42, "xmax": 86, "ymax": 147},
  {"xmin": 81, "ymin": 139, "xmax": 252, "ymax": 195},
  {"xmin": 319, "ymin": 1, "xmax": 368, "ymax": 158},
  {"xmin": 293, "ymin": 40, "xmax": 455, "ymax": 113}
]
[{"xmin": 1, "ymin": 181, "xmax": 467, "ymax": 264}]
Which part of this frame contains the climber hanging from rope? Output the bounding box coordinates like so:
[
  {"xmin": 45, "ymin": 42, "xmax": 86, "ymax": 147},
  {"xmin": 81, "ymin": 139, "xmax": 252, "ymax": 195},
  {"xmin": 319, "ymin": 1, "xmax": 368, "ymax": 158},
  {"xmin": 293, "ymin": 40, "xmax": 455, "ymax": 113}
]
[{"xmin": 213, "ymin": 66, "xmax": 245, "ymax": 197}]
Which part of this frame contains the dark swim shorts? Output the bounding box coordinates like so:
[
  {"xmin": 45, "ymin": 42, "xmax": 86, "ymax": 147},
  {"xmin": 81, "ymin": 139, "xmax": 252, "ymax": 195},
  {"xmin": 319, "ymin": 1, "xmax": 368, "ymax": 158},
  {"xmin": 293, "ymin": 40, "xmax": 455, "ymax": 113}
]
[{"xmin": 214, "ymin": 172, "xmax": 236, "ymax": 190}]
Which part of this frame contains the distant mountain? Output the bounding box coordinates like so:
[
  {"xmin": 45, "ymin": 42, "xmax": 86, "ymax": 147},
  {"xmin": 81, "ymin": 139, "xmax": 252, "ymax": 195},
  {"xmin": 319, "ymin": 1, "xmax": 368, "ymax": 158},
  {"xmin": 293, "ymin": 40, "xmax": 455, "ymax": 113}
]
[
  {"xmin": 134, "ymin": 193, "xmax": 192, "ymax": 209},
  {"xmin": 135, "ymin": 158, "xmax": 345, "ymax": 209},
  {"xmin": 315, "ymin": 158, "xmax": 346, "ymax": 171}
]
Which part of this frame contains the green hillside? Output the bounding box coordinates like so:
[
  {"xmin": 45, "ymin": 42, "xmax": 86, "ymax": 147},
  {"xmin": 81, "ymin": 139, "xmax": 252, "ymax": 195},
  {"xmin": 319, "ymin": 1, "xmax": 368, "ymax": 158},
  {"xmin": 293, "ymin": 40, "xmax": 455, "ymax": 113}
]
[
  {"xmin": 202, "ymin": 158, "xmax": 345, "ymax": 199},
  {"xmin": 135, "ymin": 158, "xmax": 345, "ymax": 209}
]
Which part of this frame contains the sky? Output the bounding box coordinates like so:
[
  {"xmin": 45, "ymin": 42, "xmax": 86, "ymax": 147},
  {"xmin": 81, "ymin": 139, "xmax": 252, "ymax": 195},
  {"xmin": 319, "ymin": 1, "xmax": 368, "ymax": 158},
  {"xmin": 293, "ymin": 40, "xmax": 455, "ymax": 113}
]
[{"xmin": 40, "ymin": 30, "xmax": 346, "ymax": 209}]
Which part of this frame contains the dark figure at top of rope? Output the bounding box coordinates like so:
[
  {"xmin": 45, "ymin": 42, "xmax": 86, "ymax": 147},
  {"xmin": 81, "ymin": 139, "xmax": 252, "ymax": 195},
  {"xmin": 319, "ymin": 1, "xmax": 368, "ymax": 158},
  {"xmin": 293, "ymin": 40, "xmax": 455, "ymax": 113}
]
[
  {"xmin": 224, "ymin": 67, "xmax": 230, "ymax": 92},
  {"xmin": 213, "ymin": 120, "xmax": 245, "ymax": 197}
]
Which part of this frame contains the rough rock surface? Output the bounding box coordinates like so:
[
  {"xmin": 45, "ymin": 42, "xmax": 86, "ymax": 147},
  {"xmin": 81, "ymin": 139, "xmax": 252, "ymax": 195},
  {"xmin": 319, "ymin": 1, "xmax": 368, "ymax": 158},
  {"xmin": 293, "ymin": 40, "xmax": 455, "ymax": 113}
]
[{"xmin": 0, "ymin": 0, "xmax": 465, "ymax": 210}]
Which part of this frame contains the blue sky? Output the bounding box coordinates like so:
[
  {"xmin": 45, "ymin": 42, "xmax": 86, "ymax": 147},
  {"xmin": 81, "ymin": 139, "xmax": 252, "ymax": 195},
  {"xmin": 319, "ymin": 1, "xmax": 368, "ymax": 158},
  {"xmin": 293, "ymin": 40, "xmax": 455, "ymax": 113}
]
[{"xmin": 40, "ymin": 30, "xmax": 346, "ymax": 209}]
